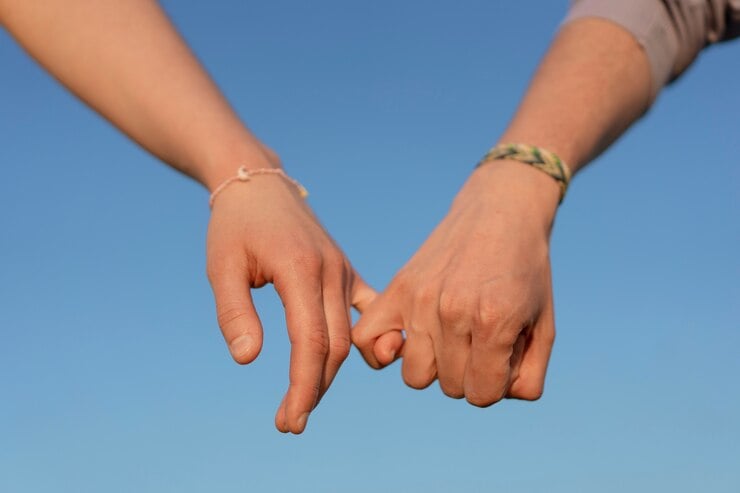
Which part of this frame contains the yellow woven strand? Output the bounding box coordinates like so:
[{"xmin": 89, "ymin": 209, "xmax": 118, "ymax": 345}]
[{"xmin": 477, "ymin": 143, "xmax": 571, "ymax": 203}]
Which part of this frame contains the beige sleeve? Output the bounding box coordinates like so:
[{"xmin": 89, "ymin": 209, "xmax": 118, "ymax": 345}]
[{"xmin": 564, "ymin": 0, "xmax": 740, "ymax": 98}]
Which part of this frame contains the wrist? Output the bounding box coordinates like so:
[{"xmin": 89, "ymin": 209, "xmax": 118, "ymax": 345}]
[
  {"xmin": 457, "ymin": 159, "xmax": 561, "ymax": 235},
  {"xmin": 198, "ymin": 137, "xmax": 282, "ymax": 193}
]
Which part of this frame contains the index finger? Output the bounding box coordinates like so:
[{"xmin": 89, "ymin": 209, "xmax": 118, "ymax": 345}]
[{"xmin": 274, "ymin": 263, "xmax": 329, "ymax": 434}]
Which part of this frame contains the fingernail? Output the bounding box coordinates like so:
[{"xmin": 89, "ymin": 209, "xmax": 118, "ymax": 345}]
[
  {"xmin": 229, "ymin": 335, "xmax": 253, "ymax": 359},
  {"xmin": 297, "ymin": 412, "xmax": 309, "ymax": 432},
  {"xmin": 388, "ymin": 349, "xmax": 397, "ymax": 361}
]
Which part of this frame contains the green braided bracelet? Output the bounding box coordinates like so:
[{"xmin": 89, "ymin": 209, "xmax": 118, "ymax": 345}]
[{"xmin": 477, "ymin": 143, "xmax": 571, "ymax": 203}]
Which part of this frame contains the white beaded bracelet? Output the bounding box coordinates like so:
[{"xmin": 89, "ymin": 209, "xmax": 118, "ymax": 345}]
[{"xmin": 209, "ymin": 166, "xmax": 309, "ymax": 208}]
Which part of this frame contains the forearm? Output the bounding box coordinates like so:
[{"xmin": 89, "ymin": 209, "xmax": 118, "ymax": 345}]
[
  {"xmin": 500, "ymin": 18, "xmax": 652, "ymax": 178},
  {"xmin": 460, "ymin": 18, "xmax": 653, "ymax": 242},
  {"xmin": 0, "ymin": 0, "xmax": 271, "ymax": 191}
]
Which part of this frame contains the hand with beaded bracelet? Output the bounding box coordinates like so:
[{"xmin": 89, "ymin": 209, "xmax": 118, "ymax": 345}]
[{"xmin": 0, "ymin": 0, "xmax": 376, "ymax": 434}]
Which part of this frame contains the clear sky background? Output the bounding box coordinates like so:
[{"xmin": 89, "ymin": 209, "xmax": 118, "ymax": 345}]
[{"xmin": 1, "ymin": 1, "xmax": 738, "ymax": 492}]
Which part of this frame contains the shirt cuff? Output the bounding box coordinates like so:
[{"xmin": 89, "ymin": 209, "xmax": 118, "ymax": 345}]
[{"xmin": 563, "ymin": 0, "xmax": 679, "ymax": 101}]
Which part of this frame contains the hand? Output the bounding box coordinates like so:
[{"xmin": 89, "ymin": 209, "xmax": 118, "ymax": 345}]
[
  {"xmin": 206, "ymin": 159, "xmax": 375, "ymax": 434},
  {"xmin": 352, "ymin": 160, "xmax": 560, "ymax": 406}
]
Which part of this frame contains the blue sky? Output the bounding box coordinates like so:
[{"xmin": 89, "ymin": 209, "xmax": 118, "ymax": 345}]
[{"xmin": 1, "ymin": 1, "xmax": 738, "ymax": 491}]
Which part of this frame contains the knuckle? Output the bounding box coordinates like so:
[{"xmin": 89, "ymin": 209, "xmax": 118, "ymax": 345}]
[
  {"xmin": 465, "ymin": 388, "xmax": 503, "ymax": 408},
  {"xmin": 403, "ymin": 375, "xmax": 433, "ymax": 390},
  {"xmin": 323, "ymin": 248, "xmax": 347, "ymax": 272},
  {"xmin": 470, "ymin": 324, "xmax": 497, "ymax": 349},
  {"xmin": 476, "ymin": 300, "xmax": 522, "ymax": 348},
  {"xmin": 521, "ymin": 387, "xmax": 544, "ymax": 401},
  {"xmin": 478, "ymin": 297, "xmax": 507, "ymax": 329},
  {"xmin": 329, "ymin": 334, "xmax": 351, "ymax": 363},
  {"xmin": 290, "ymin": 374, "xmax": 322, "ymax": 396},
  {"xmin": 350, "ymin": 327, "xmax": 370, "ymax": 347},
  {"xmin": 216, "ymin": 302, "xmax": 250, "ymax": 329},
  {"xmin": 206, "ymin": 255, "xmax": 233, "ymax": 283},
  {"xmin": 438, "ymin": 290, "xmax": 474, "ymax": 327},
  {"xmin": 402, "ymin": 368, "xmax": 435, "ymax": 390},
  {"xmin": 286, "ymin": 251, "xmax": 323, "ymax": 276},
  {"xmin": 413, "ymin": 282, "xmax": 440, "ymax": 307},
  {"xmin": 512, "ymin": 380, "xmax": 545, "ymax": 401},
  {"xmin": 438, "ymin": 379, "xmax": 465, "ymax": 399},
  {"xmin": 297, "ymin": 329, "xmax": 330, "ymax": 357}
]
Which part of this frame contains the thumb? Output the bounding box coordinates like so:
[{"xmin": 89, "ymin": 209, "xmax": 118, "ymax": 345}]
[
  {"xmin": 374, "ymin": 331, "xmax": 405, "ymax": 366},
  {"xmin": 208, "ymin": 257, "xmax": 264, "ymax": 365}
]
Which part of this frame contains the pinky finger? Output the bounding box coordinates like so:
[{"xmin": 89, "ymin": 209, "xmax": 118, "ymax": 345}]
[{"xmin": 508, "ymin": 313, "xmax": 555, "ymax": 401}]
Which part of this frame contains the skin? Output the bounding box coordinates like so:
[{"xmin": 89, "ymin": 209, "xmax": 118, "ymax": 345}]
[
  {"xmin": 0, "ymin": 0, "xmax": 376, "ymax": 434},
  {"xmin": 352, "ymin": 18, "xmax": 653, "ymax": 406},
  {"xmin": 0, "ymin": 0, "xmax": 655, "ymax": 427}
]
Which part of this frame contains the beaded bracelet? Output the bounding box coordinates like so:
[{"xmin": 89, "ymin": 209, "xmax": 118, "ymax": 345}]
[
  {"xmin": 477, "ymin": 143, "xmax": 571, "ymax": 203},
  {"xmin": 209, "ymin": 166, "xmax": 309, "ymax": 208}
]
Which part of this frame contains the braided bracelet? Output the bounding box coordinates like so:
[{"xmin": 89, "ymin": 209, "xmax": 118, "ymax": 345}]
[
  {"xmin": 209, "ymin": 166, "xmax": 309, "ymax": 208},
  {"xmin": 477, "ymin": 143, "xmax": 571, "ymax": 203}
]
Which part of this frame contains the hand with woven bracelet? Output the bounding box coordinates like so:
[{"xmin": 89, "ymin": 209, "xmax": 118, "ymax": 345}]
[
  {"xmin": 352, "ymin": 17, "xmax": 654, "ymax": 405},
  {"xmin": 352, "ymin": 157, "xmax": 562, "ymax": 403},
  {"xmin": 0, "ymin": 0, "xmax": 376, "ymax": 434}
]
